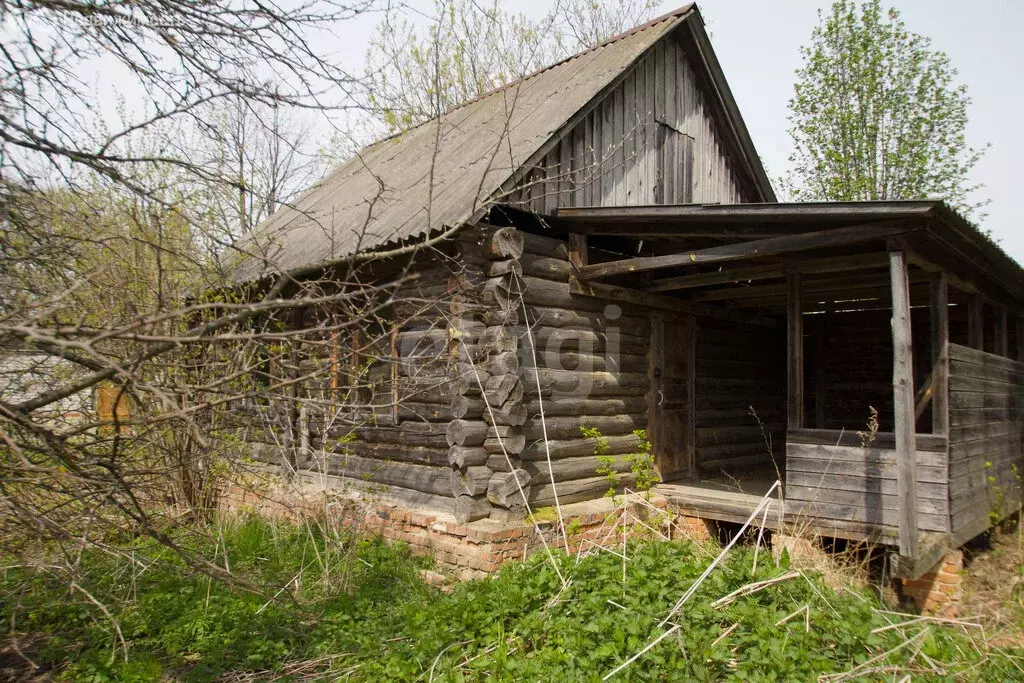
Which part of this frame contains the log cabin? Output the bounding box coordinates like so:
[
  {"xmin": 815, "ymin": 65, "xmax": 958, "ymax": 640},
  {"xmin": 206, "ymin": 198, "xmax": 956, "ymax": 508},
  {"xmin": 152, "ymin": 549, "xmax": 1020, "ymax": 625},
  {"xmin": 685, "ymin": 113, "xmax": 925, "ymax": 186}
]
[{"xmin": 227, "ymin": 4, "xmax": 1024, "ymax": 578}]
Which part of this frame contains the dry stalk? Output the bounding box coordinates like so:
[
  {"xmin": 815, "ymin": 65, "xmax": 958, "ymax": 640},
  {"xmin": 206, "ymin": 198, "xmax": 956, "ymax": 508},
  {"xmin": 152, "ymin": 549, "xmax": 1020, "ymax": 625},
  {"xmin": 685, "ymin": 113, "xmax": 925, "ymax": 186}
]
[
  {"xmin": 817, "ymin": 628, "xmax": 927, "ymax": 682},
  {"xmin": 659, "ymin": 480, "xmax": 782, "ymax": 627},
  {"xmin": 69, "ymin": 581, "xmax": 128, "ymax": 664},
  {"xmin": 711, "ymin": 622, "xmax": 739, "ymax": 648},
  {"xmin": 426, "ymin": 640, "xmax": 471, "ymax": 683},
  {"xmin": 871, "ymin": 609, "xmax": 982, "ymax": 632},
  {"xmin": 513, "ymin": 275, "xmax": 569, "ymax": 551},
  {"xmin": 606, "ymin": 482, "xmax": 781, "ymax": 680},
  {"xmin": 775, "ymin": 603, "xmax": 811, "ymax": 632},
  {"xmin": 463, "ymin": 345, "xmax": 566, "ymax": 587},
  {"xmin": 602, "ymin": 623, "xmax": 680, "ymax": 681},
  {"xmin": 751, "ymin": 498, "xmax": 771, "ymax": 577},
  {"xmin": 711, "ymin": 571, "xmax": 801, "ymax": 609}
]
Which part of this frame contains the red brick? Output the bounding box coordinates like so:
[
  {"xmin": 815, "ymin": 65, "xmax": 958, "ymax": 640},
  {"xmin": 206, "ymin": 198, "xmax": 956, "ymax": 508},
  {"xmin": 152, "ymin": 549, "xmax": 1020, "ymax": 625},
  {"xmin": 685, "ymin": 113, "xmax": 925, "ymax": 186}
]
[{"xmin": 408, "ymin": 511, "xmax": 437, "ymax": 526}]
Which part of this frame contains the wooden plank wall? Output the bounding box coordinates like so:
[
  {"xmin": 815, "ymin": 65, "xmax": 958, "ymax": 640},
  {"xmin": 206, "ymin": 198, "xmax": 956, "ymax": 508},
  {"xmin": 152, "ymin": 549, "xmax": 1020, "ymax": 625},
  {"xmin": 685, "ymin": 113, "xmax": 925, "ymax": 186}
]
[
  {"xmin": 505, "ymin": 33, "xmax": 749, "ymax": 212},
  {"xmin": 948, "ymin": 343, "xmax": 1024, "ymax": 543},
  {"xmin": 786, "ymin": 435, "xmax": 950, "ymax": 533},
  {"xmin": 695, "ymin": 319, "xmax": 786, "ymax": 474}
]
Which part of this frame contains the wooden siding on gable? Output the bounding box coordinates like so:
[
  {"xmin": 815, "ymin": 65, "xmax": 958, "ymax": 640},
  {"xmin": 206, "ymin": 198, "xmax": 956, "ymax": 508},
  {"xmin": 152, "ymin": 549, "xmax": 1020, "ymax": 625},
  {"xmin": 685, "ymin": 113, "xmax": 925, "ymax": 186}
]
[{"xmin": 505, "ymin": 31, "xmax": 749, "ymax": 212}]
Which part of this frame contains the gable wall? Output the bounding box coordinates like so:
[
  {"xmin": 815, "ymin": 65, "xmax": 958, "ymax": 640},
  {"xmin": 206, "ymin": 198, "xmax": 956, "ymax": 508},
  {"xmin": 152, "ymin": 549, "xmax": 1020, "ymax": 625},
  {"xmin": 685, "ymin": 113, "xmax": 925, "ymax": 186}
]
[{"xmin": 505, "ymin": 31, "xmax": 753, "ymax": 212}]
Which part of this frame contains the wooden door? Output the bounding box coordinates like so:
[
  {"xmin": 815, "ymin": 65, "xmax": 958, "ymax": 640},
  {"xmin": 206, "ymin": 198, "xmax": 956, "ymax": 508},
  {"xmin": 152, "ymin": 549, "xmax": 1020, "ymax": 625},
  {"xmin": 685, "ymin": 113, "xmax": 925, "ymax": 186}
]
[{"xmin": 650, "ymin": 314, "xmax": 695, "ymax": 481}]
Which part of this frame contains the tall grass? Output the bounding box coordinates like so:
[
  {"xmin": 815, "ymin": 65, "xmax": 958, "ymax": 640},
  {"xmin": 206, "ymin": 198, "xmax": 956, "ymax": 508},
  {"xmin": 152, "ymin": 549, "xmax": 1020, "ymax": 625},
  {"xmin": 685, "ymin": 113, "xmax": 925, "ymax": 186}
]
[{"xmin": 1, "ymin": 516, "xmax": 1020, "ymax": 681}]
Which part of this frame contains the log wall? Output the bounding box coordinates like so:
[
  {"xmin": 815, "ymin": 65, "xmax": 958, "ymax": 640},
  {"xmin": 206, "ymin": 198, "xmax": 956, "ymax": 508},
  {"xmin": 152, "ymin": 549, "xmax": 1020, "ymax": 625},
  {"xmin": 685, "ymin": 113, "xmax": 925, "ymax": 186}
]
[
  {"xmin": 695, "ymin": 319, "xmax": 785, "ymax": 474},
  {"xmin": 785, "ymin": 431, "xmax": 950, "ymax": 534},
  {"xmin": 230, "ymin": 234, "xmax": 516, "ymax": 519},
  {"xmin": 516, "ymin": 230, "xmax": 651, "ymax": 506},
  {"xmin": 505, "ymin": 32, "xmax": 753, "ymax": 213},
  {"xmin": 948, "ymin": 343, "xmax": 1024, "ymax": 543}
]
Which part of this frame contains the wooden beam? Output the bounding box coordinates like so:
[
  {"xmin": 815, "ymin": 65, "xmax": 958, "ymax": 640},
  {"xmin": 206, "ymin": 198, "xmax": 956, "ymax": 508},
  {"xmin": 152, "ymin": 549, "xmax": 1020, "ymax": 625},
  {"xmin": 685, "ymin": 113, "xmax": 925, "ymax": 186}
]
[
  {"xmin": 787, "ymin": 273, "xmax": 803, "ymax": 429},
  {"xmin": 648, "ymin": 253, "xmax": 889, "ymax": 292},
  {"xmin": 890, "ymin": 250, "xmax": 918, "ymax": 562},
  {"xmin": 1018, "ymin": 315, "xmax": 1024, "ymax": 363},
  {"xmin": 555, "ymin": 223, "xmax": 809, "ymax": 239},
  {"xmin": 968, "ymin": 294, "xmax": 984, "ymax": 350},
  {"xmin": 568, "ymin": 233, "xmax": 588, "ymax": 271},
  {"xmin": 930, "ymin": 274, "xmax": 949, "ymax": 436},
  {"xmin": 994, "ymin": 306, "xmax": 1009, "ymax": 357},
  {"xmin": 814, "ymin": 316, "xmax": 826, "ymax": 429},
  {"xmin": 577, "ymin": 223, "xmax": 914, "ymax": 280},
  {"xmin": 554, "ymin": 201, "xmax": 936, "ymax": 223},
  {"xmin": 691, "ymin": 270, "xmax": 929, "ymax": 303},
  {"xmin": 906, "ymin": 249, "xmax": 979, "ymax": 295},
  {"xmin": 568, "ymin": 278, "xmax": 778, "ymax": 328}
]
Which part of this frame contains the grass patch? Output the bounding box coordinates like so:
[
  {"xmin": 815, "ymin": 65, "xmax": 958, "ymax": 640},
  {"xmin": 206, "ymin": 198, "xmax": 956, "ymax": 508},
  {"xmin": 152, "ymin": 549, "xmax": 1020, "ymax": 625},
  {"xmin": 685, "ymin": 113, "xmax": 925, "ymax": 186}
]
[{"xmin": 1, "ymin": 516, "xmax": 1020, "ymax": 680}]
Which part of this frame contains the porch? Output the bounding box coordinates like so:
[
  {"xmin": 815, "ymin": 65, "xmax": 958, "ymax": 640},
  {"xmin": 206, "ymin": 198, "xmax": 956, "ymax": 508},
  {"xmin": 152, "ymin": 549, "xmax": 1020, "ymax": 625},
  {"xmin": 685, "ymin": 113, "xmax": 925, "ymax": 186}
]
[{"xmin": 548, "ymin": 200, "xmax": 1024, "ymax": 576}]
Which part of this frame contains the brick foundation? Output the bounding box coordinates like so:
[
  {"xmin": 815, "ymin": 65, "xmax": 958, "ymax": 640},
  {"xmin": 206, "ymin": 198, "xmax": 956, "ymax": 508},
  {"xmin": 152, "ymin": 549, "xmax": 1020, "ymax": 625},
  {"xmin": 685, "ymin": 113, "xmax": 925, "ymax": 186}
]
[
  {"xmin": 900, "ymin": 551, "xmax": 963, "ymax": 616},
  {"xmin": 674, "ymin": 514, "xmax": 716, "ymax": 542},
  {"xmin": 773, "ymin": 533, "xmax": 826, "ymax": 565},
  {"xmin": 221, "ymin": 470, "xmax": 680, "ymax": 577}
]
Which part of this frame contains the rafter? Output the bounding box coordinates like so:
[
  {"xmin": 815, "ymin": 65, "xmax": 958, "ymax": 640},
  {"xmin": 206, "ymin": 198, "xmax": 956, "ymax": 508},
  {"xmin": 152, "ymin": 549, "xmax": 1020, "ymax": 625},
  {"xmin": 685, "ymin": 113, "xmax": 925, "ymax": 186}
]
[
  {"xmin": 576, "ymin": 223, "xmax": 915, "ymax": 280},
  {"xmin": 648, "ymin": 252, "xmax": 889, "ymax": 292}
]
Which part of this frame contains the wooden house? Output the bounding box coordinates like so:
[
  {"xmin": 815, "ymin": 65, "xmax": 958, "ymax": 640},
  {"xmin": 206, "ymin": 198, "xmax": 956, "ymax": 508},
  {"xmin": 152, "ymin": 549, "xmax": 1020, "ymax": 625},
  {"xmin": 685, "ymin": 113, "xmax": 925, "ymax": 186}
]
[{"xmin": 229, "ymin": 5, "xmax": 1024, "ymax": 577}]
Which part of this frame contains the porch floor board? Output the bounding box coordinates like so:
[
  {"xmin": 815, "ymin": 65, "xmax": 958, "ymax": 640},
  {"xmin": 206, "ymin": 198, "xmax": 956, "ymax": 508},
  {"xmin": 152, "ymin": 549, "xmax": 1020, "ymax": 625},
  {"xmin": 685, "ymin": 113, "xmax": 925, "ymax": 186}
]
[{"xmin": 655, "ymin": 468, "xmax": 783, "ymax": 526}]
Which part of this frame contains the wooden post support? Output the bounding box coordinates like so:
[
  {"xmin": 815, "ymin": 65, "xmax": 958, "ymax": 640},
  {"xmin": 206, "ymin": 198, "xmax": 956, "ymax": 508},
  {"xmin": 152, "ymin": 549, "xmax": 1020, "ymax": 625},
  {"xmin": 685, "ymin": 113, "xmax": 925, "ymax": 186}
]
[
  {"xmin": 568, "ymin": 233, "xmax": 588, "ymax": 271},
  {"xmin": 968, "ymin": 294, "xmax": 984, "ymax": 350},
  {"xmin": 1018, "ymin": 315, "xmax": 1024, "ymax": 363},
  {"xmin": 930, "ymin": 274, "xmax": 949, "ymax": 436},
  {"xmin": 390, "ymin": 326, "xmax": 400, "ymax": 424},
  {"xmin": 814, "ymin": 316, "xmax": 826, "ymax": 429},
  {"xmin": 787, "ymin": 273, "xmax": 804, "ymax": 430},
  {"xmin": 994, "ymin": 307, "xmax": 1009, "ymax": 357},
  {"xmin": 890, "ymin": 251, "xmax": 918, "ymax": 561}
]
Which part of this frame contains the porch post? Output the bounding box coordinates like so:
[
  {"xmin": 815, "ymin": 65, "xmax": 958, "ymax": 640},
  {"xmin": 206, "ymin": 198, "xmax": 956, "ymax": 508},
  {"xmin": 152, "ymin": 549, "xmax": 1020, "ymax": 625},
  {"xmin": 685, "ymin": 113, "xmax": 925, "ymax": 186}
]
[
  {"xmin": 890, "ymin": 250, "xmax": 918, "ymax": 561},
  {"xmin": 787, "ymin": 273, "xmax": 803, "ymax": 430},
  {"xmin": 968, "ymin": 294, "xmax": 984, "ymax": 350},
  {"xmin": 568, "ymin": 233, "xmax": 588, "ymax": 271},
  {"xmin": 930, "ymin": 274, "xmax": 949, "ymax": 436},
  {"xmin": 1018, "ymin": 315, "xmax": 1024, "ymax": 363},
  {"xmin": 994, "ymin": 306, "xmax": 1009, "ymax": 357}
]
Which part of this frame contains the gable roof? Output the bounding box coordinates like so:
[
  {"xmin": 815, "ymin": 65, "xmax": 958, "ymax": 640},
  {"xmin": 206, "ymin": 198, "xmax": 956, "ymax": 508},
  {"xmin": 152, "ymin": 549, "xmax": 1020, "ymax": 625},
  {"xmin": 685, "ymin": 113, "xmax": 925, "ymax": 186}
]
[{"xmin": 230, "ymin": 4, "xmax": 773, "ymax": 283}]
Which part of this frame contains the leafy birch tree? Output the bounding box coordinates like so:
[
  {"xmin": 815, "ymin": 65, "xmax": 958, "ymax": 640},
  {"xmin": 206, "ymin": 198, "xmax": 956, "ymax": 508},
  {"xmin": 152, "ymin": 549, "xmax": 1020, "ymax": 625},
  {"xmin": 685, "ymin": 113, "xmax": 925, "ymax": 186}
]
[{"xmin": 786, "ymin": 0, "xmax": 987, "ymax": 216}]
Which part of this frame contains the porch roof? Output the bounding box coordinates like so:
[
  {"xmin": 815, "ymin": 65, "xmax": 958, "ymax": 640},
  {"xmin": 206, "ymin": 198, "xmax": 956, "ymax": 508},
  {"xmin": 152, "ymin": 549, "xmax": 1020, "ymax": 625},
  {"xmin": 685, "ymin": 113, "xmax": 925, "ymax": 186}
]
[{"xmin": 551, "ymin": 200, "xmax": 1024, "ymax": 309}]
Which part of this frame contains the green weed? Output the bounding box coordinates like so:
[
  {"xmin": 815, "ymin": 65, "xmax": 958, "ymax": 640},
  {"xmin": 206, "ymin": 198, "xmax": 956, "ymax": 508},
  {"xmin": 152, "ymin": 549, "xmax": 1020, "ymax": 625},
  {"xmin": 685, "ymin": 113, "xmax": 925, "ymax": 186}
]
[{"xmin": 1, "ymin": 517, "xmax": 1019, "ymax": 681}]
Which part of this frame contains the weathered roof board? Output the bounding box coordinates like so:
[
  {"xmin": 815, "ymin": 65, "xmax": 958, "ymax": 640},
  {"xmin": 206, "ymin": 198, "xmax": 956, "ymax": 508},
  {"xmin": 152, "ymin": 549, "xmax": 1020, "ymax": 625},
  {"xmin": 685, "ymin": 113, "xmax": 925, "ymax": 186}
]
[{"xmin": 231, "ymin": 6, "xmax": 749, "ymax": 283}]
